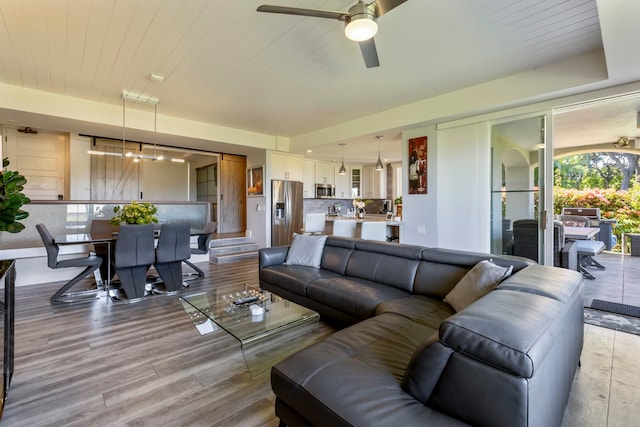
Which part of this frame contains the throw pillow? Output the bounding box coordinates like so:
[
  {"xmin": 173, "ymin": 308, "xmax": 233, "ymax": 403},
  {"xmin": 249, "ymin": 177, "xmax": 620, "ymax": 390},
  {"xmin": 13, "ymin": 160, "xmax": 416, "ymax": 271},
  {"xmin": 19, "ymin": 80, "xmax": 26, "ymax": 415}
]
[
  {"xmin": 444, "ymin": 260, "xmax": 513, "ymax": 312},
  {"xmin": 283, "ymin": 233, "xmax": 328, "ymax": 268}
]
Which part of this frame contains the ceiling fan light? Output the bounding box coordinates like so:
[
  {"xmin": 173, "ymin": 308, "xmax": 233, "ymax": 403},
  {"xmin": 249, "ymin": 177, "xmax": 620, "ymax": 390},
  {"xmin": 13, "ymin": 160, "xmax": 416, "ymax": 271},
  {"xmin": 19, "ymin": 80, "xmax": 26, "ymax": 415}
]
[{"xmin": 344, "ymin": 15, "xmax": 377, "ymax": 41}]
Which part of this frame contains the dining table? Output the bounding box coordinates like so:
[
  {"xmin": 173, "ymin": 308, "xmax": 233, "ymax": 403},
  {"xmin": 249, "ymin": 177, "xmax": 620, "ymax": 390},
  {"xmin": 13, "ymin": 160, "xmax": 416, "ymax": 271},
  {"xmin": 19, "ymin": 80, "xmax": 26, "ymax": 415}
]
[{"xmin": 563, "ymin": 226, "xmax": 600, "ymax": 241}]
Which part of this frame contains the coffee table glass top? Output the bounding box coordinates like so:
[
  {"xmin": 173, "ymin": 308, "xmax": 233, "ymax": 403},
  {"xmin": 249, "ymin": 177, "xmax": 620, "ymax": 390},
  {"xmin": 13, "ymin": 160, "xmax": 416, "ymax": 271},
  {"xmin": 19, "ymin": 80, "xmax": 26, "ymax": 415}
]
[{"xmin": 180, "ymin": 284, "xmax": 319, "ymax": 345}]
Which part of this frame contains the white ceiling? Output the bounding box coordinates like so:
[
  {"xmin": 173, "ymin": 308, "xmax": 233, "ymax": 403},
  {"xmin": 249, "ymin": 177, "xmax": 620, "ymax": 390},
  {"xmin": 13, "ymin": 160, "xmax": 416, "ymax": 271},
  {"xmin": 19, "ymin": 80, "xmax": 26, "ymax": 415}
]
[{"xmin": 0, "ymin": 0, "xmax": 638, "ymax": 164}]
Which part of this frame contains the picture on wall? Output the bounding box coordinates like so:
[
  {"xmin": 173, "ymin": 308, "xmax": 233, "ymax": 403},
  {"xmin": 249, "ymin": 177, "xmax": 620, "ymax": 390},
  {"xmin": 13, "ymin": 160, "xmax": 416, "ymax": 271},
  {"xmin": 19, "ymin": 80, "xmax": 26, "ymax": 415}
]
[
  {"xmin": 408, "ymin": 136, "xmax": 427, "ymax": 194},
  {"xmin": 247, "ymin": 166, "xmax": 264, "ymax": 197}
]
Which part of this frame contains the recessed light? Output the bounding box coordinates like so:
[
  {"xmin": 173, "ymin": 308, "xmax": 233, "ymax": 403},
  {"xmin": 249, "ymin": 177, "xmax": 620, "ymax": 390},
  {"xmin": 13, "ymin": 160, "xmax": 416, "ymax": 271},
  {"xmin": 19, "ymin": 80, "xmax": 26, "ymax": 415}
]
[
  {"xmin": 307, "ymin": 149, "xmax": 312, "ymax": 153},
  {"xmin": 148, "ymin": 73, "xmax": 165, "ymax": 83}
]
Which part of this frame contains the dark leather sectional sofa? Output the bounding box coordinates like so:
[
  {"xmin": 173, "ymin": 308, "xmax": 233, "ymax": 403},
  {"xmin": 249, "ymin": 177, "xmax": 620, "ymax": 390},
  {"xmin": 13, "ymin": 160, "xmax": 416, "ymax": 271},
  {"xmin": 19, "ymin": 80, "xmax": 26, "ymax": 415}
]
[{"xmin": 259, "ymin": 237, "xmax": 584, "ymax": 427}]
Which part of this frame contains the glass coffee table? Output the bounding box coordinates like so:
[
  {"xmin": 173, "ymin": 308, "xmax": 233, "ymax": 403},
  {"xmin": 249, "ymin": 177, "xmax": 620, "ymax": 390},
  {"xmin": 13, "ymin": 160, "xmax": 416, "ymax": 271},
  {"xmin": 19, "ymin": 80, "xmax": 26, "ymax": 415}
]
[{"xmin": 180, "ymin": 284, "xmax": 320, "ymax": 377}]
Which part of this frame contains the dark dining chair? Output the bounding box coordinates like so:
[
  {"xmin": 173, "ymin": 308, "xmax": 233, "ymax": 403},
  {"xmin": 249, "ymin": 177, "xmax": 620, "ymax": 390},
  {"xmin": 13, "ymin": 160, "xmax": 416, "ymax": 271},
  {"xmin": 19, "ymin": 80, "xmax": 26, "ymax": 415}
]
[
  {"xmin": 154, "ymin": 223, "xmax": 191, "ymax": 292},
  {"xmin": 184, "ymin": 221, "xmax": 217, "ymax": 278},
  {"xmin": 114, "ymin": 224, "xmax": 155, "ymax": 300},
  {"xmin": 90, "ymin": 219, "xmax": 120, "ymax": 285},
  {"xmin": 36, "ymin": 223, "xmax": 103, "ymax": 304}
]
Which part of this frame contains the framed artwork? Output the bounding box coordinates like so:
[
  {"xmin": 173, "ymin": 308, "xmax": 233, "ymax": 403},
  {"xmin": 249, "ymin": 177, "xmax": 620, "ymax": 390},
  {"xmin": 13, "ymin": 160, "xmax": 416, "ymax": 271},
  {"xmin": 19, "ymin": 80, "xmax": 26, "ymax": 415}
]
[
  {"xmin": 408, "ymin": 136, "xmax": 427, "ymax": 194},
  {"xmin": 247, "ymin": 165, "xmax": 264, "ymax": 197}
]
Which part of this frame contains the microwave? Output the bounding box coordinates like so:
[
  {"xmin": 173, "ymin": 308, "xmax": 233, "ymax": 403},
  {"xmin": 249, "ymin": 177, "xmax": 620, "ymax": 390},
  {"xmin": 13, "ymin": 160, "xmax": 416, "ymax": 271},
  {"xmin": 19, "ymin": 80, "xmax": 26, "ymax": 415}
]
[{"xmin": 315, "ymin": 184, "xmax": 335, "ymax": 199}]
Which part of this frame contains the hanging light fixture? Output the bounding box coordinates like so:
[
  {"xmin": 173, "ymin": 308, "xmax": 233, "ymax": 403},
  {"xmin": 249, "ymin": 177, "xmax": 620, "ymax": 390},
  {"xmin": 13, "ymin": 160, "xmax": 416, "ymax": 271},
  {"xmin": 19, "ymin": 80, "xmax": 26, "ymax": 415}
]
[
  {"xmin": 613, "ymin": 136, "xmax": 630, "ymax": 148},
  {"xmin": 339, "ymin": 143, "xmax": 347, "ymax": 175},
  {"xmin": 375, "ymin": 135, "xmax": 384, "ymax": 171}
]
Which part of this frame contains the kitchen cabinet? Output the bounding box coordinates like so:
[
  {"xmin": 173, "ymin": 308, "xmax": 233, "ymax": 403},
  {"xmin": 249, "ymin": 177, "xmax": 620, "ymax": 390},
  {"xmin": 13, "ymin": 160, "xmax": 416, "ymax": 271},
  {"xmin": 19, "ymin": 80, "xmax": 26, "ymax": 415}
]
[
  {"xmin": 271, "ymin": 152, "xmax": 303, "ymax": 182},
  {"xmin": 315, "ymin": 161, "xmax": 335, "ymax": 185},
  {"xmin": 350, "ymin": 166, "xmax": 362, "ymax": 199},
  {"xmin": 362, "ymin": 165, "xmax": 386, "ymax": 199},
  {"xmin": 303, "ymin": 159, "xmax": 315, "ymax": 198},
  {"xmin": 335, "ymin": 166, "xmax": 350, "ymax": 199}
]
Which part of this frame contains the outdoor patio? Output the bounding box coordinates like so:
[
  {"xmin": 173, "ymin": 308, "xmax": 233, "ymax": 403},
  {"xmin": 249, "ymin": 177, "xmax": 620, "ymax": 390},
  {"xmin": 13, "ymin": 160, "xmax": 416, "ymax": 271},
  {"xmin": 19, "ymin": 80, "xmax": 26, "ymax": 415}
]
[{"xmin": 581, "ymin": 251, "xmax": 640, "ymax": 309}]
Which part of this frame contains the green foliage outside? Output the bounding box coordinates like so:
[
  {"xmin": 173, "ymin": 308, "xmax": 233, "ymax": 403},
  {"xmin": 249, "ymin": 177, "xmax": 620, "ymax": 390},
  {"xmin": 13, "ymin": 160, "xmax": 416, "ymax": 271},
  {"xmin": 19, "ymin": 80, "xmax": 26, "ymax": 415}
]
[
  {"xmin": 552, "ymin": 152, "xmax": 640, "ymax": 251},
  {"xmin": 111, "ymin": 201, "xmax": 158, "ymax": 225},
  {"xmin": 0, "ymin": 158, "xmax": 31, "ymax": 233}
]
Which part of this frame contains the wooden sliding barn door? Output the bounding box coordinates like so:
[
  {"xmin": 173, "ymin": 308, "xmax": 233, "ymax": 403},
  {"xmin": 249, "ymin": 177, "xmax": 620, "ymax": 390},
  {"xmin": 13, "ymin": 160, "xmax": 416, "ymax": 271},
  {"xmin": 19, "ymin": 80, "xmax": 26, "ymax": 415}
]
[{"xmin": 219, "ymin": 154, "xmax": 246, "ymax": 233}]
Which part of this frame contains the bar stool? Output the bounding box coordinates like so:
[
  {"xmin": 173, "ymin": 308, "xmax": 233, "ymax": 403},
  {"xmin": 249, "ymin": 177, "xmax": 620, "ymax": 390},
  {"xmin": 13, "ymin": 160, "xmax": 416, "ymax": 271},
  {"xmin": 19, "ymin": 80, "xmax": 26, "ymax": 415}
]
[
  {"xmin": 360, "ymin": 222, "xmax": 387, "ymax": 241},
  {"xmin": 303, "ymin": 213, "xmax": 326, "ymax": 235},
  {"xmin": 332, "ymin": 220, "xmax": 357, "ymax": 238}
]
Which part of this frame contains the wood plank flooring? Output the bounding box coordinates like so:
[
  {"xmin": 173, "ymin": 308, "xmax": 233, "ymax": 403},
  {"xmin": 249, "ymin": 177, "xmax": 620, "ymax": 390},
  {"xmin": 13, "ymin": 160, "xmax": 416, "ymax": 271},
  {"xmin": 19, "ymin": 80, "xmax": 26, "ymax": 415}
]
[{"xmin": 2, "ymin": 258, "xmax": 639, "ymax": 426}]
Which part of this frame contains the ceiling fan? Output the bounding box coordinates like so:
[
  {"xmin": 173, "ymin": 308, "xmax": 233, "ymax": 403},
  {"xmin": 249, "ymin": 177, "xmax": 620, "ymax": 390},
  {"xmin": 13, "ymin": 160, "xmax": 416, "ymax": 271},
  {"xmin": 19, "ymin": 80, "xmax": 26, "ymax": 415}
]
[{"xmin": 257, "ymin": 0, "xmax": 408, "ymax": 68}]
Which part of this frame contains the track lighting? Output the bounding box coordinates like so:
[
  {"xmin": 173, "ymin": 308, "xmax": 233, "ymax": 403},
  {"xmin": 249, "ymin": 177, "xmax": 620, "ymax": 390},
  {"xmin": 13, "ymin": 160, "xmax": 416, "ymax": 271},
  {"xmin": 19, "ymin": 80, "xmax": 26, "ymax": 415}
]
[{"xmin": 613, "ymin": 137, "xmax": 630, "ymax": 148}]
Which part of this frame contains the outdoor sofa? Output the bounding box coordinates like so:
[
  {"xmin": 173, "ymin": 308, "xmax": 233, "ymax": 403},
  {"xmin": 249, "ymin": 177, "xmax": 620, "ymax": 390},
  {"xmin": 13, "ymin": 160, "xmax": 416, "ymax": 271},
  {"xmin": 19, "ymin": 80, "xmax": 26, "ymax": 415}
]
[{"xmin": 259, "ymin": 236, "xmax": 584, "ymax": 427}]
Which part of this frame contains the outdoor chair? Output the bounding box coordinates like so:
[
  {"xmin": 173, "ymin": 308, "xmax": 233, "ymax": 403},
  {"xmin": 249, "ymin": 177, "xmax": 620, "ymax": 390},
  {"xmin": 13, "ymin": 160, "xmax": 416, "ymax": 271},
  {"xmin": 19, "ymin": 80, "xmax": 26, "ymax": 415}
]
[
  {"xmin": 184, "ymin": 221, "xmax": 217, "ymax": 278},
  {"xmin": 154, "ymin": 223, "xmax": 191, "ymax": 293},
  {"xmin": 509, "ymin": 219, "xmax": 578, "ymax": 271},
  {"xmin": 36, "ymin": 223, "xmax": 103, "ymax": 304},
  {"xmin": 560, "ymin": 214, "xmax": 606, "ymax": 280}
]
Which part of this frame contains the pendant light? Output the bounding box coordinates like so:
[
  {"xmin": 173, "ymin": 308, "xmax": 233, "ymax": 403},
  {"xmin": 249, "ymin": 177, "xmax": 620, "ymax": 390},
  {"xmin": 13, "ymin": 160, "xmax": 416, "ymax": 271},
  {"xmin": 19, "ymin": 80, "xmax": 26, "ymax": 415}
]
[
  {"xmin": 339, "ymin": 143, "xmax": 347, "ymax": 175},
  {"xmin": 375, "ymin": 135, "xmax": 384, "ymax": 171}
]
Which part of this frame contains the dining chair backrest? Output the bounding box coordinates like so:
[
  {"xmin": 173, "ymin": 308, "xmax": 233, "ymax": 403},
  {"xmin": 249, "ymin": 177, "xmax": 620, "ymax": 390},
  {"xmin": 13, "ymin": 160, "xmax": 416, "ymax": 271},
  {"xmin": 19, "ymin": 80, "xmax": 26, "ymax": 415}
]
[
  {"xmin": 332, "ymin": 220, "xmax": 357, "ymax": 238},
  {"xmin": 36, "ymin": 223, "xmax": 60, "ymax": 268},
  {"xmin": 304, "ymin": 213, "xmax": 326, "ymax": 234},
  {"xmin": 360, "ymin": 221, "xmax": 387, "ymax": 241},
  {"xmin": 115, "ymin": 224, "xmax": 156, "ymax": 269},
  {"xmin": 156, "ymin": 223, "xmax": 191, "ymax": 263},
  {"xmin": 193, "ymin": 221, "xmax": 217, "ymax": 254}
]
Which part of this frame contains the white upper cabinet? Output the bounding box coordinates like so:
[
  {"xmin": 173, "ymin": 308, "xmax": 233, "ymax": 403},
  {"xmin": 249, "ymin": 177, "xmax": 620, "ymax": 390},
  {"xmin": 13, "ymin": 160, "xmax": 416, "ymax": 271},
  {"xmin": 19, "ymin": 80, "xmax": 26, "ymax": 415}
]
[
  {"xmin": 271, "ymin": 152, "xmax": 303, "ymax": 182},
  {"xmin": 303, "ymin": 159, "xmax": 315, "ymax": 198},
  {"xmin": 362, "ymin": 165, "xmax": 387, "ymax": 199},
  {"xmin": 335, "ymin": 165, "xmax": 350, "ymax": 199},
  {"xmin": 315, "ymin": 161, "xmax": 335, "ymax": 185}
]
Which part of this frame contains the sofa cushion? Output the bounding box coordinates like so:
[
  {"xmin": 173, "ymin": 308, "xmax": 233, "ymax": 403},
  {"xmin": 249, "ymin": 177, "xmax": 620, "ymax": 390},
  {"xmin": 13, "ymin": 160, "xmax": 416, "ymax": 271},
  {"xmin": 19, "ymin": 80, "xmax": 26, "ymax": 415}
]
[
  {"xmin": 345, "ymin": 250, "xmax": 421, "ymax": 293},
  {"xmin": 444, "ymin": 260, "xmax": 513, "ymax": 312},
  {"xmin": 307, "ymin": 277, "xmax": 410, "ymax": 320},
  {"xmin": 271, "ymin": 313, "xmax": 465, "ymax": 426},
  {"xmin": 260, "ymin": 265, "xmax": 342, "ymax": 296},
  {"xmin": 375, "ymin": 295, "xmax": 454, "ymax": 330},
  {"xmin": 284, "ymin": 233, "xmax": 327, "ymax": 268}
]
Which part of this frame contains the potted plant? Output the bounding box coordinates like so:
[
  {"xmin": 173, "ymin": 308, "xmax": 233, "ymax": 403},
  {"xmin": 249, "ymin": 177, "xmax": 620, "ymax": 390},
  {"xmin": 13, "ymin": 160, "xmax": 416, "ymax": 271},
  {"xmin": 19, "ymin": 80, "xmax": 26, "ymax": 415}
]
[
  {"xmin": 352, "ymin": 198, "xmax": 373, "ymax": 218},
  {"xmin": 110, "ymin": 201, "xmax": 158, "ymax": 225},
  {"xmin": 394, "ymin": 196, "xmax": 402, "ymax": 219},
  {"xmin": 0, "ymin": 158, "xmax": 31, "ymax": 233}
]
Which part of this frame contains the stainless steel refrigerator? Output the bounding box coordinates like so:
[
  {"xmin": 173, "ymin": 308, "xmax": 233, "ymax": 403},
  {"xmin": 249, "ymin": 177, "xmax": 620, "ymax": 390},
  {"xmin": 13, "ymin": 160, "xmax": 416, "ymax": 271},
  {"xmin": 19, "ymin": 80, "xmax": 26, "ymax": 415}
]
[{"xmin": 271, "ymin": 180, "xmax": 303, "ymax": 246}]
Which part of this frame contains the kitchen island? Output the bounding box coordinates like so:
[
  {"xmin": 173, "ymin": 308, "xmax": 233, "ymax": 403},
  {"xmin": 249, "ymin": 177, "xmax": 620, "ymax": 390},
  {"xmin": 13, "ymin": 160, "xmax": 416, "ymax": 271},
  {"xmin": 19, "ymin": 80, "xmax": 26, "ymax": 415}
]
[{"xmin": 323, "ymin": 215, "xmax": 402, "ymax": 242}]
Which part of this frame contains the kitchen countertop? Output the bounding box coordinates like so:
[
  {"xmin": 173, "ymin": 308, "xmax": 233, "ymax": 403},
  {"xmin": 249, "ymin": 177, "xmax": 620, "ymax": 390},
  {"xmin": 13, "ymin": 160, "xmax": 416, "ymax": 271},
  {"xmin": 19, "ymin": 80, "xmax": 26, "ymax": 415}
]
[{"xmin": 324, "ymin": 215, "xmax": 403, "ymax": 226}]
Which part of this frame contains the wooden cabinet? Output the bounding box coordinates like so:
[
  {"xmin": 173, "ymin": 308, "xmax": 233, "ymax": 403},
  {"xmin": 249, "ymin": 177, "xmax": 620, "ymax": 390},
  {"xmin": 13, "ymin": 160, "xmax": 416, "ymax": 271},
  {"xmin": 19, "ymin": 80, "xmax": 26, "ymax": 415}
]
[
  {"xmin": 303, "ymin": 160, "xmax": 315, "ymax": 198},
  {"xmin": 314, "ymin": 161, "xmax": 335, "ymax": 185},
  {"xmin": 362, "ymin": 165, "xmax": 386, "ymax": 199},
  {"xmin": 271, "ymin": 152, "xmax": 303, "ymax": 182}
]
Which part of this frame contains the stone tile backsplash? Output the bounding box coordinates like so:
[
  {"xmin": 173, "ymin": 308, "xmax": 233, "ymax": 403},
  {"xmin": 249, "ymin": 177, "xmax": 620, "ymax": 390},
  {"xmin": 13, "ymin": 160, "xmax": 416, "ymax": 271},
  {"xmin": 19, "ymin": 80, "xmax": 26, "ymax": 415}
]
[{"xmin": 304, "ymin": 198, "xmax": 385, "ymax": 215}]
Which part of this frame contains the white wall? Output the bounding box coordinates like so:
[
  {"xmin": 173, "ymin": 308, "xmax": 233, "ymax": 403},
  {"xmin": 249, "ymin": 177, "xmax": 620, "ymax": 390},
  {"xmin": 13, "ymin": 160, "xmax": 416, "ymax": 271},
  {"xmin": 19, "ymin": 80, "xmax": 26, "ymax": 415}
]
[
  {"xmin": 142, "ymin": 159, "xmax": 190, "ymax": 201},
  {"xmin": 436, "ymin": 122, "xmax": 492, "ymax": 252},
  {"xmin": 400, "ymin": 126, "xmax": 438, "ymax": 246},
  {"xmin": 69, "ymin": 133, "xmax": 91, "ymax": 199},
  {"xmin": 246, "ymin": 150, "xmax": 267, "ymax": 248}
]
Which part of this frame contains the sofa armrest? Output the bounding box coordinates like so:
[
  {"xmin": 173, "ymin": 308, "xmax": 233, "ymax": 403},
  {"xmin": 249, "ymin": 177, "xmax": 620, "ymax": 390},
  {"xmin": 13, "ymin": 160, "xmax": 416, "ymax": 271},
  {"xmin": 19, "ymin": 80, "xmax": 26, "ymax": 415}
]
[{"xmin": 259, "ymin": 246, "xmax": 289, "ymax": 268}]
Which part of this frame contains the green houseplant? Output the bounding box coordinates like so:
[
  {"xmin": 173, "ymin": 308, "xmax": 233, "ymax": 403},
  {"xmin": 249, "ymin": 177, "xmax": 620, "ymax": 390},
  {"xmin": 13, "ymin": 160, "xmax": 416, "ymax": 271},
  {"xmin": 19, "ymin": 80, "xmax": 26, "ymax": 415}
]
[
  {"xmin": 111, "ymin": 201, "xmax": 158, "ymax": 225},
  {"xmin": 0, "ymin": 158, "xmax": 31, "ymax": 233}
]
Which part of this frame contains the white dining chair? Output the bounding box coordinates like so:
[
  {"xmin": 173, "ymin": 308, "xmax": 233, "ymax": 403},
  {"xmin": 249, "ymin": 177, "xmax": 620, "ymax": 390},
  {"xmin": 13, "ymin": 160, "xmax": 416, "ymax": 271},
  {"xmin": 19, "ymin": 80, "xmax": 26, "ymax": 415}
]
[
  {"xmin": 303, "ymin": 213, "xmax": 326, "ymax": 235},
  {"xmin": 332, "ymin": 220, "xmax": 357, "ymax": 238},
  {"xmin": 360, "ymin": 221, "xmax": 387, "ymax": 241}
]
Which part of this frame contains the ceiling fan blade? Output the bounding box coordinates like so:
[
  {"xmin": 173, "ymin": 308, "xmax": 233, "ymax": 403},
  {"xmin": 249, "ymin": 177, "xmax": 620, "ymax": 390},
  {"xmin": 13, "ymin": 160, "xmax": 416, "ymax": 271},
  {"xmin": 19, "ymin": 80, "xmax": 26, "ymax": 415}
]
[
  {"xmin": 359, "ymin": 38, "xmax": 380, "ymax": 68},
  {"xmin": 372, "ymin": 0, "xmax": 408, "ymax": 17},
  {"xmin": 257, "ymin": 5, "xmax": 347, "ymax": 21}
]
